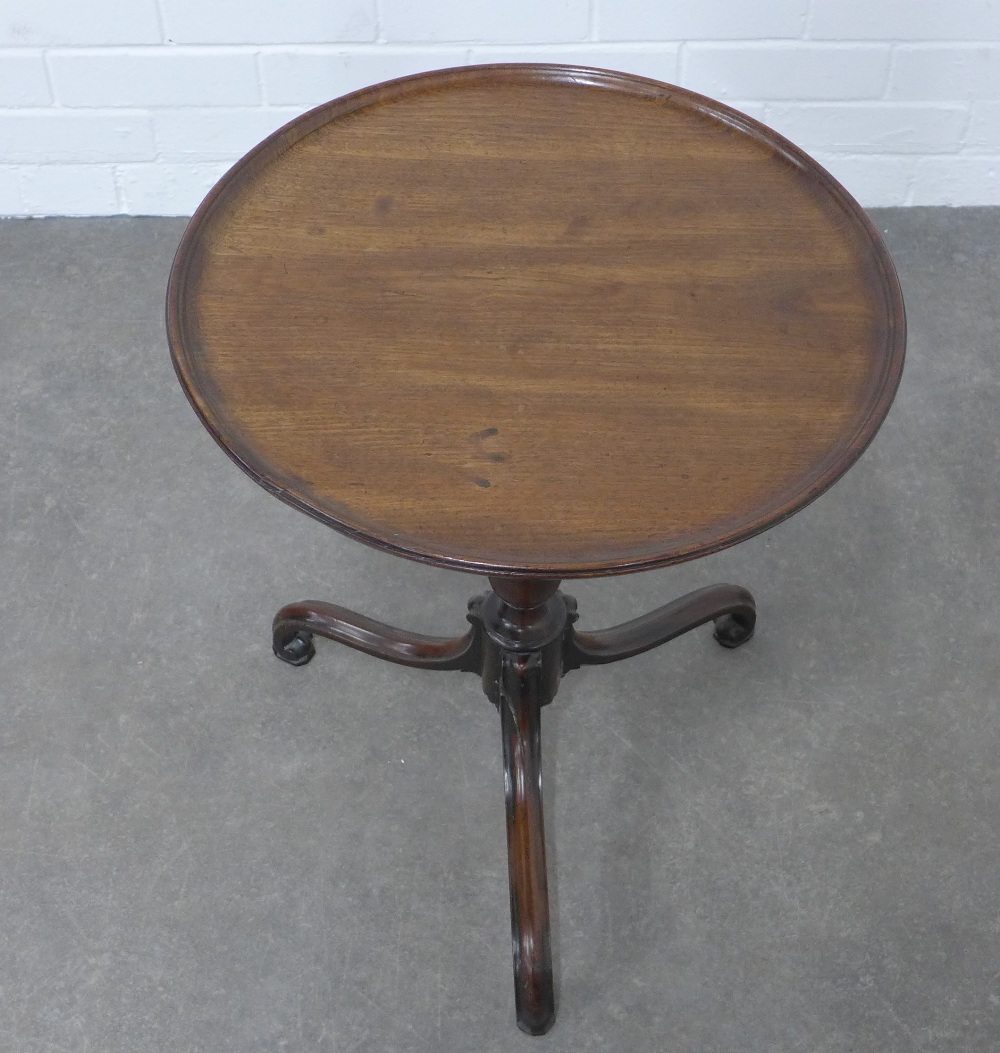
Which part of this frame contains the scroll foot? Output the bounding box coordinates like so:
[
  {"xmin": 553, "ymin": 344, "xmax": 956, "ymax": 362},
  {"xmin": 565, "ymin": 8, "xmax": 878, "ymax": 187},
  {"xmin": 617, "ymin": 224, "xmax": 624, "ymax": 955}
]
[
  {"xmin": 712, "ymin": 609, "xmax": 755, "ymax": 649},
  {"xmin": 273, "ymin": 627, "xmax": 316, "ymax": 666}
]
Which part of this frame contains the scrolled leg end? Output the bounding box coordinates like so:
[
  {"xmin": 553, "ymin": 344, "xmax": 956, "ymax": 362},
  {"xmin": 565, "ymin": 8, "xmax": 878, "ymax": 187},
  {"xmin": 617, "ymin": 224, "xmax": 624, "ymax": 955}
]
[
  {"xmin": 712, "ymin": 611, "xmax": 755, "ymax": 649},
  {"xmin": 273, "ymin": 627, "xmax": 316, "ymax": 666}
]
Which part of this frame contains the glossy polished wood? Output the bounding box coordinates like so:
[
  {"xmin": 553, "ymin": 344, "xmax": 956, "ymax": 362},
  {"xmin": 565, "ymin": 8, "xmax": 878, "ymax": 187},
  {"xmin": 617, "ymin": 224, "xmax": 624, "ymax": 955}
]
[
  {"xmin": 270, "ymin": 578, "xmax": 758, "ymax": 1033},
  {"xmin": 565, "ymin": 583, "xmax": 755, "ymax": 667},
  {"xmin": 272, "ymin": 599, "xmax": 481, "ymax": 670},
  {"xmin": 168, "ymin": 63, "xmax": 905, "ymax": 579},
  {"xmin": 170, "ymin": 63, "xmax": 905, "ymax": 1037},
  {"xmin": 500, "ymin": 652, "xmax": 554, "ymax": 1036}
]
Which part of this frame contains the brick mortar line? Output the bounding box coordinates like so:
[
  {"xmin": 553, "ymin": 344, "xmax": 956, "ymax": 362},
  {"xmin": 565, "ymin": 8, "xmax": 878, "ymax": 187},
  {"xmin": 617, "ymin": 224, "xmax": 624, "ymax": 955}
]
[
  {"xmin": 40, "ymin": 51, "xmax": 64, "ymax": 108},
  {"xmin": 111, "ymin": 164, "xmax": 126, "ymax": 213},
  {"xmin": 882, "ymin": 43, "xmax": 895, "ymax": 101},
  {"xmin": 153, "ymin": 0, "xmax": 167, "ymax": 46}
]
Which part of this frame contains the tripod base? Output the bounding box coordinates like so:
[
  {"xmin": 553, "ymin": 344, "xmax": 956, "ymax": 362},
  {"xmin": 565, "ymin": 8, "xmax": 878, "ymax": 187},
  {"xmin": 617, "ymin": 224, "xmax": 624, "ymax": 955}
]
[{"xmin": 273, "ymin": 577, "xmax": 756, "ymax": 1034}]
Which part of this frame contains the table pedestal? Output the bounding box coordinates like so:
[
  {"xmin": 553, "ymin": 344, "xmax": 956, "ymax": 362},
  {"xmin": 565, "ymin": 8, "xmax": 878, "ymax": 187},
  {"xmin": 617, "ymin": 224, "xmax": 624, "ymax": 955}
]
[{"xmin": 273, "ymin": 577, "xmax": 755, "ymax": 1034}]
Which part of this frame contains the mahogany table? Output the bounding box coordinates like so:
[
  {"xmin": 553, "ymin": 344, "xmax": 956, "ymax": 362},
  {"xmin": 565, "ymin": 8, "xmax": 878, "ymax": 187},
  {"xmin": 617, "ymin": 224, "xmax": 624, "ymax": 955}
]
[{"xmin": 166, "ymin": 65, "xmax": 905, "ymax": 1035}]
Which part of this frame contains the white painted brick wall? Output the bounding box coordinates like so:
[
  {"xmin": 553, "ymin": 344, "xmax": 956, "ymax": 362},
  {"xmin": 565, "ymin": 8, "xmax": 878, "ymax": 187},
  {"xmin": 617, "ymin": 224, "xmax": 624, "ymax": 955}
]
[
  {"xmin": 683, "ymin": 44, "xmax": 890, "ymax": 101},
  {"xmin": 599, "ymin": 0, "xmax": 809, "ymax": 43},
  {"xmin": 764, "ymin": 103, "xmax": 969, "ymax": 155},
  {"xmin": 0, "ymin": 53, "xmax": 53, "ymax": 105},
  {"xmin": 152, "ymin": 108, "xmax": 301, "ymax": 161},
  {"xmin": 0, "ymin": 0, "xmax": 161, "ymax": 47},
  {"xmin": 380, "ymin": 0, "xmax": 589, "ymax": 45},
  {"xmin": 19, "ymin": 163, "xmax": 119, "ymax": 214},
  {"xmin": 2, "ymin": 112, "xmax": 156, "ymax": 163},
  {"xmin": 48, "ymin": 50, "xmax": 261, "ymax": 107},
  {"xmin": 968, "ymin": 101, "xmax": 1000, "ymax": 150},
  {"xmin": 888, "ymin": 45, "xmax": 1000, "ymax": 100},
  {"xmin": 116, "ymin": 161, "xmax": 230, "ymax": 213},
  {"xmin": 1, "ymin": 0, "xmax": 999, "ymax": 214},
  {"xmin": 160, "ymin": 1, "xmax": 378, "ymax": 45},
  {"xmin": 808, "ymin": 1, "xmax": 1000, "ymax": 42},
  {"xmin": 259, "ymin": 49, "xmax": 464, "ymax": 107}
]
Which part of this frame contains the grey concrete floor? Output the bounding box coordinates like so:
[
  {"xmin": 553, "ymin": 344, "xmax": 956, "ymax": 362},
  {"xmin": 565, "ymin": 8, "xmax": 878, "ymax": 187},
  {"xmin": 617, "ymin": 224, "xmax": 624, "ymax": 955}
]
[{"xmin": 0, "ymin": 208, "xmax": 998, "ymax": 1051}]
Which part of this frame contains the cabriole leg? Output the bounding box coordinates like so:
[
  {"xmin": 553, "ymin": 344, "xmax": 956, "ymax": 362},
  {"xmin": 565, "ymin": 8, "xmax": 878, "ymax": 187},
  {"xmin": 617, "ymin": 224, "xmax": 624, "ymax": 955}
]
[
  {"xmin": 272, "ymin": 576, "xmax": 755, "ymax": 1035},
  {"xmin": 500, "ymin": 651, "xmax": 555, "ymax": 1035}
]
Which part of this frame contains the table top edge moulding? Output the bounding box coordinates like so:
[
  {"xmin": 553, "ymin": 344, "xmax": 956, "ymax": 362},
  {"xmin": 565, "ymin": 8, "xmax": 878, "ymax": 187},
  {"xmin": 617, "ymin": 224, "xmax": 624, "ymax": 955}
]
[{"xmin": 167, "ymin": 62, "xmax": 906, "ymax": 582}]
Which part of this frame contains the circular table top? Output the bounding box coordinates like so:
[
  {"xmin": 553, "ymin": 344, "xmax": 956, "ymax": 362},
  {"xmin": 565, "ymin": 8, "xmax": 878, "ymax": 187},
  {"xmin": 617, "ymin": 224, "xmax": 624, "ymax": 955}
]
[{"xmin": 167, "ymin": 64, "xmax": 905, "ymax": 579}]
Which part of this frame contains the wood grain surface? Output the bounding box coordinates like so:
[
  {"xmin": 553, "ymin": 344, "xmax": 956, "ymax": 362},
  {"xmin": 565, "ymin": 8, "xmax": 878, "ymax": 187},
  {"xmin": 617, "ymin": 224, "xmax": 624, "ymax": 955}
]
[{"xmin": 167, "ymin": 64, "xmax": 905, "ymax": 578}]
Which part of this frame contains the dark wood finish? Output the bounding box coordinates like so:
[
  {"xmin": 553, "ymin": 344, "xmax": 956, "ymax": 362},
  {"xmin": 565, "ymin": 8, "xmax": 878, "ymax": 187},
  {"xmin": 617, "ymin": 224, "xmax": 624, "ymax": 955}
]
[
  {"xmin": 268, "ymin": 577, "xmax": 755, "ymax": 1033},
  {"xmin": 167, "ymin": 63, "xmax": 905, "ymax": 1036},
  {"xmin": 272, "ymin": 599, "xmax": 480, "ymax": 670},
  {"xmin": 500, "ymin": 651, "xmax": 554, "ymax": 1036},
  {"xmin": 167, "ymin": 63, "xmax": 905, "ymax": 580},
  {"xmin": 565, "ymin": 583, "xmax": 755, "ymax": 668}
]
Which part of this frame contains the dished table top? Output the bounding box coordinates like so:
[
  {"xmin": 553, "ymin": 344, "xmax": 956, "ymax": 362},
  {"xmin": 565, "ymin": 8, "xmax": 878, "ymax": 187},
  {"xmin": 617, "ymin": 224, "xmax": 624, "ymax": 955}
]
[{"xmin": 167, "ymin": 64, "xmax": 905, "ymax": 579}]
